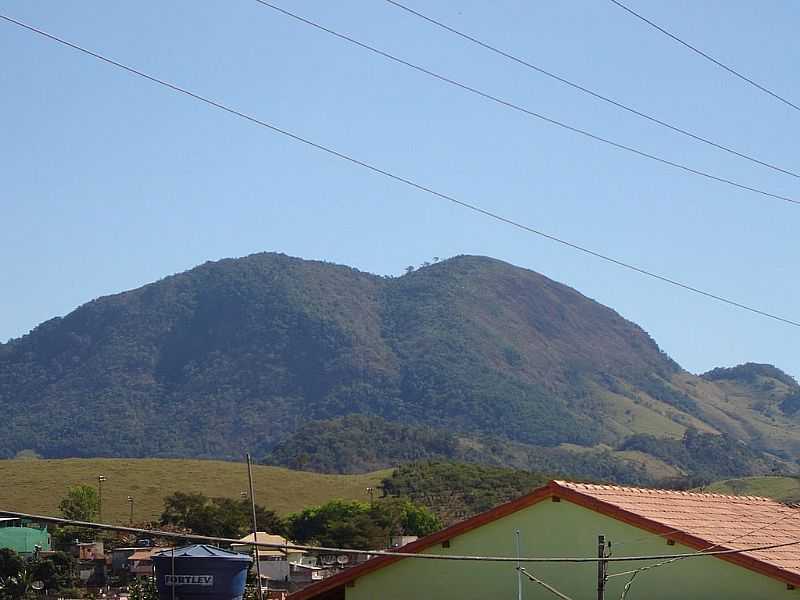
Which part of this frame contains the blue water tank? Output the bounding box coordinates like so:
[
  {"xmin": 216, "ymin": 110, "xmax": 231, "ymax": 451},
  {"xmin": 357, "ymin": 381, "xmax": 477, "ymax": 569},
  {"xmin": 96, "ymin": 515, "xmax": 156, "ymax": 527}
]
[{"xmin": 153, "ymin": 545, "xmax": 253, "ymax": 600}]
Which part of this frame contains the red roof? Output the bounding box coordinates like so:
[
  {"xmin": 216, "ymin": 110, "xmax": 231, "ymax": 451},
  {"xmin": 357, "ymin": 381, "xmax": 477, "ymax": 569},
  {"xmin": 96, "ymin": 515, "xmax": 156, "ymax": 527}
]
[{"xmin": 289, "ymin": 480, "xmax": 800, "ymax": 599}]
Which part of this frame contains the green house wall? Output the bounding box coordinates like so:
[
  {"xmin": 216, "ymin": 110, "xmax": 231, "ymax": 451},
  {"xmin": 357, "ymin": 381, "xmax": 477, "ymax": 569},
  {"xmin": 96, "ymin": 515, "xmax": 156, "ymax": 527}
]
[
  {"xmin": 0, "ymin": 526, "xmax": 51, "ymax": 556},
  {"xmin": 345, "ymin": 500, "xmax": 796, "ymax": 600}
]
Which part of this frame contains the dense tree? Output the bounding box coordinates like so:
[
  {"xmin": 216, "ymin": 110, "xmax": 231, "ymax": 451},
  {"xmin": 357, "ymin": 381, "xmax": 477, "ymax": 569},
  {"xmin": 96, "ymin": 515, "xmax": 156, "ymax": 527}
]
[
  {"xmin": 128, "ymin": 576, "xmax": 158, "ymax": 600},
  {"xmin": 58, "ymin": 485, "xmax": 99, "ymax": 521},
  {"xmin": 0, "ymin": 548, "xmax": 26, "ymax": 600},
  {"xmin": 618, "ymin": 429, "xmax": 779, "ymax": 481},
  {"xmin": 285, "ymin": 498, "xmax": 440, "ymax": 550},
  {"xmin": 28, "ymin": 552, "xmax": 76, "ymax": 592},
  {"xmin": 0, "ymin": 549, "xmax": 75, "ymax": 599},
  {"xmin": 160, "ymin": 492, "xmax": 283, "ymax": 538}
]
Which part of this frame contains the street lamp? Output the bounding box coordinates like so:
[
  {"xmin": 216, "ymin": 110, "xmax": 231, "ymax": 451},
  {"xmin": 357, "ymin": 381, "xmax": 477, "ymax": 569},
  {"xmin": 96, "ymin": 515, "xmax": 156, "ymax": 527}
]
[
  {"xmin": 365, "ymin": 487, "xmax": 375, "ymax": 506},
  {"xmin": 127, "ymin": 496, "xmax": 134, "ymax": 525},
  {"xmin": 97, "ymin": 475, "xmax": 107, "ymax": 522}
]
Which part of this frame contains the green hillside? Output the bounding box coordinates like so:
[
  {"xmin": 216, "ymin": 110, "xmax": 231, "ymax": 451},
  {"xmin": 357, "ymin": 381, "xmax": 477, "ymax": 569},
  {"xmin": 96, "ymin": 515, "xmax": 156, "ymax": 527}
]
[
  {"xmin": 0, "ymin": 458, "xmax": 388, "ymax": 524},
  {"xmin": 706, "ymin": 476, "xmax": 800, "ymax": 503},
  {"xmin": 1, "ymin": 253, "xmax": 799, "ymax": 479}
]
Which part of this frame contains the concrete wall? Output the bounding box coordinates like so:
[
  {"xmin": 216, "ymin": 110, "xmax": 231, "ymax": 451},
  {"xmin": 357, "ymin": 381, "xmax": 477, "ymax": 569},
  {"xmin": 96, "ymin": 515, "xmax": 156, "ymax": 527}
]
[{"xmin": 345, "ymin": 500, "xmax": 796, "ymax": 600}]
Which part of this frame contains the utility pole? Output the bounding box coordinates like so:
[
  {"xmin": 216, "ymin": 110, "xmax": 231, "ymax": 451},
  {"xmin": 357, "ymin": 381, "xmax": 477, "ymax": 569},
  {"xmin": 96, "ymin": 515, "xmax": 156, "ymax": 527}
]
[
  {"xmin": 127, "ymin": 496, "xmax": 134, "ymax": 525},
  {"xmin": 246, "ymin": 454, "xmax": 265, "ymax": 600},
  {"xmin": 515, "ymin": 529, "xmax": 522, "ymax": 600},
  {"xmin": 97, "ymin": 475, "xmax": 107, "ymax": 522},
  {"xmin": 597, "ymin": 535, "xmax": 609, "ymax": 600}
]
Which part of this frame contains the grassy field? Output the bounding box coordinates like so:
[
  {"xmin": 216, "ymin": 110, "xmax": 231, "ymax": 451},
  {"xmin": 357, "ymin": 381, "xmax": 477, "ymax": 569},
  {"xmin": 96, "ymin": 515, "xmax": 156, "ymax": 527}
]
[
  {"xmin": 0, "ymin": 458, "xmax": 390, "ymax": 524},
  {"xmin": 706, "ymin": 476, "xmax": 800, "ymax": 502}
]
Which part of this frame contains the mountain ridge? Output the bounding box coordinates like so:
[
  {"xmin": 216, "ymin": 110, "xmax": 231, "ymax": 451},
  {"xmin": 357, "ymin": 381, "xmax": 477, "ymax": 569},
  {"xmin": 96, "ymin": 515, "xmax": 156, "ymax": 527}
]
[{"xmin": 1, "ymin": 252, "xmax": 798, "ymax": 481}]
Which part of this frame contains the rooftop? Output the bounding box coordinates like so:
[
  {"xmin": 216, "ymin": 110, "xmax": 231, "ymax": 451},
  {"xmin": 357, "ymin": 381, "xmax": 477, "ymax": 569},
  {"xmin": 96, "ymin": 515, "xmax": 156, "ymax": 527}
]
[
  {"xmin": 290, "ymin": 480, "xmax": 800, "ymax": 599},
  {"xmin": 555, "ymin": 481, "xmax": 800, "ymax": 576},
  {"xmin": 232, "ymin": 533, "xmax": 306, "ymax": 557}
]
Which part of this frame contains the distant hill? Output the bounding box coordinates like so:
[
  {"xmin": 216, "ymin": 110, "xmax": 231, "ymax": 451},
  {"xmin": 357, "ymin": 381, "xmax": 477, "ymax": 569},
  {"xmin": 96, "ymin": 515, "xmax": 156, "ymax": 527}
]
[
  {"xmin": 0, "ymin": 458, "xmax": 388, "ymax": 523},
  {"xmin": 1, "ymin": 252, "xmax": 799, "ymax": 480},
  {"xmin": 706, "ymin": 476, "xmax": 800, "ymax": 504}
]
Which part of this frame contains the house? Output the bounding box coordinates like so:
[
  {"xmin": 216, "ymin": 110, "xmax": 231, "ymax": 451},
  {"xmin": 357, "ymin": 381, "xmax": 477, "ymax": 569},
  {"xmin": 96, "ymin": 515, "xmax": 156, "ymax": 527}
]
[
  {"xmin": 232, "ymin": 533, "xmax": 334, "ymax": 591},
  {"xmin": 73, "ymin": 542, "xmax": 108, "ymax": 586},
  {"xmin": 111, "ymin": 547, "xmax": 143, "ymax": 577},
  {"xmin": 290, "ymin": 480, "xmax": 800, "ymax": 600},
  {"xmin": 0, "ymin": 518, "xmax": 51, "ymax": 557},
  {"xmin": 128, "ymin": 547, "xmax": 172, "ymax": 578}
]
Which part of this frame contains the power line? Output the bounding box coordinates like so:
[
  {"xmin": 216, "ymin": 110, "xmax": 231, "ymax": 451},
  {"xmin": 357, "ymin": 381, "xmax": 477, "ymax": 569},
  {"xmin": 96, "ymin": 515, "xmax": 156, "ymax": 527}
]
[
  {"xmin": 608, "ymin": 0, "xmax": 800, "ymax": 113},
  {"xmin": 251, "ymin": 1, "xmax": 799, "ymax": 208},
  {"xmin": 4, "ymin": 509, "xmax": 800, "ymax": 565},
  {"xmin": 610, "ymin": 501, "xmax": 800, "ymax": 598},
  {"xmin": 384, "ymin": 0, "xmax": 799, "ymax": 179},
  {"xmin": 2, "ymin": 12, "xmax": 799, "ymax": 330},
  {"xmin": 518, "ymin": 567, "xmax": 575, "ymax": 600}
]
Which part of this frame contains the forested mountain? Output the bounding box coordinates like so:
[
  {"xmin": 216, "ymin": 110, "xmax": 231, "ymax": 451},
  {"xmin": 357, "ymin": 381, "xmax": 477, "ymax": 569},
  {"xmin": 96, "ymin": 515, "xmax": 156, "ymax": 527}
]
[{"xmin": 1, "ymin": 252, "xmax": 798, "ymax": 481}]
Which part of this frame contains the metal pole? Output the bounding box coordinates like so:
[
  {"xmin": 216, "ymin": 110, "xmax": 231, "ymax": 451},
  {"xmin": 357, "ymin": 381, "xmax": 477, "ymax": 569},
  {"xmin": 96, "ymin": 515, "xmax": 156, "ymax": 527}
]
[
  {"xmin": 127, "ymin": 496, "xmax": 134, "ymax": 525},
  {"xmin": 97, "ymin": 476, "xmax": 106, "ymax": 523},
  {"xmin": 246, "ymin": 454, "xmax": 265, "ymax": 600},
  {"xmin": 597, "ymin": 535, "xmax": 606, "ymax": 600},
  {"xmin": 515, "ymin": 529, "xmax": 522, "ymax": 600}
]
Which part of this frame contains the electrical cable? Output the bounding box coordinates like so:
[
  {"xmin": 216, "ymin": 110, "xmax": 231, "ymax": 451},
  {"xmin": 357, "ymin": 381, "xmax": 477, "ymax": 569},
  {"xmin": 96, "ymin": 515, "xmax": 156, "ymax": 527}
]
[
  {"xmin": 610, "ymin": 501, "xmax": 800, "ymax": 598},
  {"xmin": 3, "ymin": 509, "xmax": 800, "ymax": 565},
  {"xmin": 608, "ymin": 0, "xmax": 800, "ymax": 113},
  {"xmin": 518, "ymin": 567, "xmax": 576, "ymax": 600},
  {"xmin": 384, "ymin": 0, "xmax": 799, "ymax": 179},
  {"xmin": 2, "ymin": 13, "xmax": 800, "ymax": 330},
  {"xmin": 251, "ymin": 1, "xmax": 800, "ymax": 207}
]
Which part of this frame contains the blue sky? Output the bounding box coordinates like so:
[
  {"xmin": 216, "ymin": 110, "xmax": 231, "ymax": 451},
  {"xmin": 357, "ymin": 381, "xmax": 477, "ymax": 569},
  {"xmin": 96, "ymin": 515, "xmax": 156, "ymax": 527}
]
[{"xmin": 1, "ymin": 1, "xmax": 798, "ymax": 377}]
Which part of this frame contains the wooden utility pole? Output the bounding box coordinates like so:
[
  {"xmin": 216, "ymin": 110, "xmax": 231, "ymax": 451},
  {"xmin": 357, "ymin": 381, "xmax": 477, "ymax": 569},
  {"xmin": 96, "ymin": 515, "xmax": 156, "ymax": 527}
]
[
  {"xmin": 597, "ymin": 535, "xmax": 608, "ymax": 600},
  {"xmin": 246, "ymin": 454, "xmax": 265, "ymax": 600}
]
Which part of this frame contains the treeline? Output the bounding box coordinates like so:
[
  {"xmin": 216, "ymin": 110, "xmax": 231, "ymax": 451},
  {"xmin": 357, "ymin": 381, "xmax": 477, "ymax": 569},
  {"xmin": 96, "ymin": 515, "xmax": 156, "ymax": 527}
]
[
  {"xmin": 381, "ymin": 462, "xmax": 551, "ymax": 524},
  {"xmin": 159, "ymin": 492, "xmax": 440, "ymax": 551},
  {"xmin": 618, "ymin": 429, "xmax": 782, "ymax": 483},
  {"xmin": 262, "ymin": 415, "xmax": 652, "ymax": 485}
]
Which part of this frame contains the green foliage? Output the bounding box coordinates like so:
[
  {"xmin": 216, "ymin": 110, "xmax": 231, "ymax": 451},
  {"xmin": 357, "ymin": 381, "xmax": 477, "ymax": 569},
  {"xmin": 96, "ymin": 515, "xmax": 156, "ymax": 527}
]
[
  {"xmin": 381, "ymin": 462, "xmax": 550, "ymax": 524},
  {"xmin": 263, "ymin": 415, "xmax": 460, "ymax": 473},
  {"xmin": 618, "ymin": 429, "xmax": 779, "ymax": 481},
  {"xmin": 0, "ymin": 252, "xmax": 793, "ymax": 481},
  {"xmin": 0, "ymin": 253, "xmax": 681, "ymax": 460},
  {"xmin": 0, "ymin": 548, "xmax": 75, "ymax": 599},
  {"xmin": 160, "ymin": 491, "xmax": 283, "ymax": 538},
  {"xmin": 58, "ymin": 485, "xmax": 99, "ymax": 521},
  {"xmin": 285, "ymin": 498, "xmax": 440, "ymax": 550},
  {"xmin": 780, "ymin": 392, "xmax": 800, "ymax": 416},
  {"xmin": 128, "ymin": 576, "xmax": 158, "ymax": 600},
  {"xmin": 28, "ymin": 552, "xmax": 76, "ymax": 592},
  {"xmin": 702, "ymin": 363, "xmax": 798, "ymax": 388},
  {"xmin": 0, "ymin": 548, "xmax": 26, "ymax": 600}
]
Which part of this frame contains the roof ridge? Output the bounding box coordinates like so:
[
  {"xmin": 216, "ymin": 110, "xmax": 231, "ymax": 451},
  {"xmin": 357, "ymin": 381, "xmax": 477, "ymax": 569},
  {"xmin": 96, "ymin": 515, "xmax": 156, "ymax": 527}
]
[{"xmin": 552, "ymin": 480, "xmax": 778, "ymax": 503}]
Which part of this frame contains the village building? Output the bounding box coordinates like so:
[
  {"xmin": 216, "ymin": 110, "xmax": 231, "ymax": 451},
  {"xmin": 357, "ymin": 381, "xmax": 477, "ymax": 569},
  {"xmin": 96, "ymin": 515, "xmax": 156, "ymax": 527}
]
[
  {"xmin": 127, "ymin": 546, "xmax": 171, "ymax": 578},
  {"xmin": 232, "ymin": 532, "xmax": 331, "ymax": 592},
  {"xmin": 290, "ymin": 480, "xmax": 800, "ymax": 600},
  {"xmin": 0, "ymin": 518, "xmax": 51, "ymax": 557}
]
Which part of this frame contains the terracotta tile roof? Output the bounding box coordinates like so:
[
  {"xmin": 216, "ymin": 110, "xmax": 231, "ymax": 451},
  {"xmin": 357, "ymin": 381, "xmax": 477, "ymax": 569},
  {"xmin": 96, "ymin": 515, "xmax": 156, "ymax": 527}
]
[
  {"xmin": 555, "ymin": 481, "xmax": 800, "ymax": 576},
  {"xmin": 289, "ymin": 480, "xmax": 800, "ymax": 599}
]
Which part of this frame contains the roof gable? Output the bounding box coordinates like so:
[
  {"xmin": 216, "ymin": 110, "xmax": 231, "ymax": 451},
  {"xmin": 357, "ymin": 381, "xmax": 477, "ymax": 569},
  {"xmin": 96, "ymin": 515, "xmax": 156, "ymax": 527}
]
[{"xmin": 289, "ymin": 481, "xmax": 800, "ymax": 599}]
